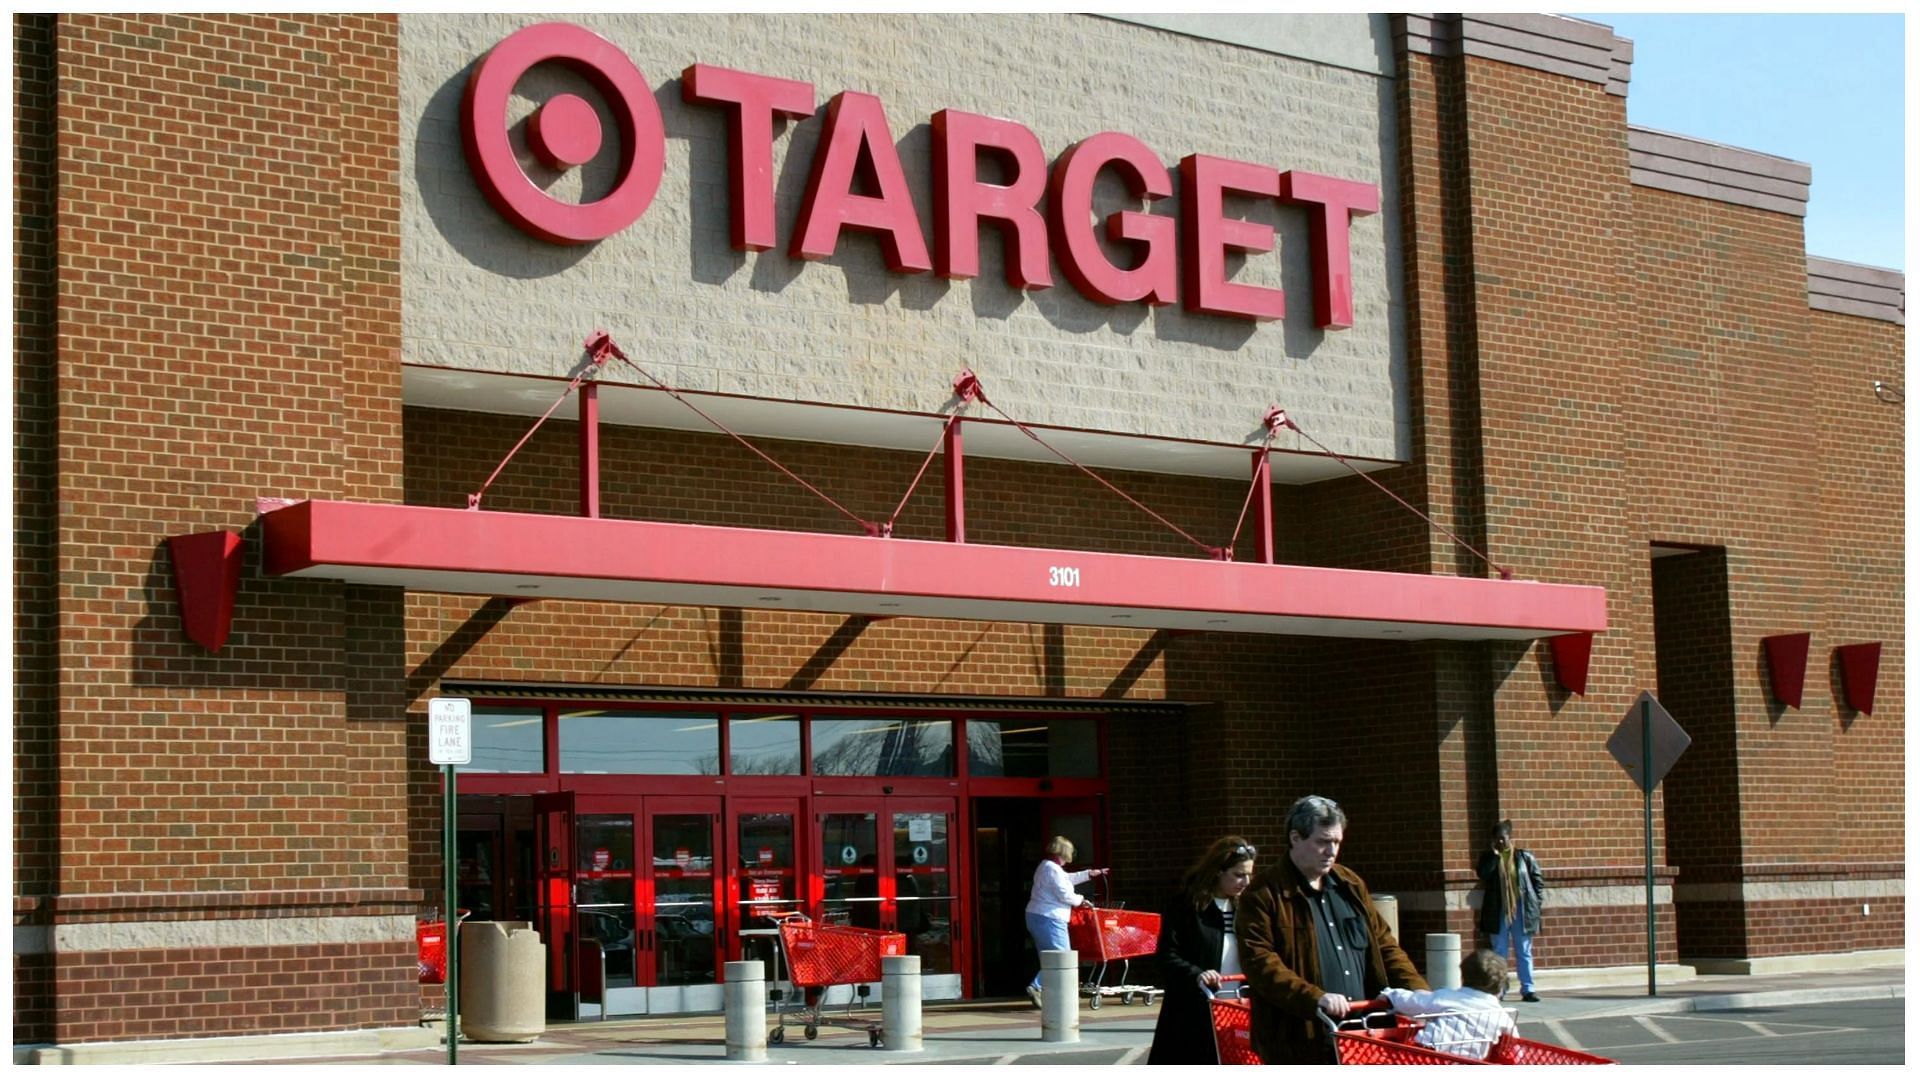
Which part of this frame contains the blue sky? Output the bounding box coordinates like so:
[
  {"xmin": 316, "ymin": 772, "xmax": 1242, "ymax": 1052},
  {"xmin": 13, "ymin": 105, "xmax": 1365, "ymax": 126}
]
[{"xmin": 1576, "ymin": 12, "xmax": 1905, "ymax": 270}]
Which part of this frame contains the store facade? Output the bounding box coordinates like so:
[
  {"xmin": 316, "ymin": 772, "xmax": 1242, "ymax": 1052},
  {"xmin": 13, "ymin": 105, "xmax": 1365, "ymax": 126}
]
[{"xmin": 14, "ymin": 12, "xmax": 1902, "ymax": 1057}]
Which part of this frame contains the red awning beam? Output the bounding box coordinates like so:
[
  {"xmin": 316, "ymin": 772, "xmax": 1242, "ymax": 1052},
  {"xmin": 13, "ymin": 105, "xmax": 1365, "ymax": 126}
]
[{"xmin": 467, "ymin": 334, "xmax": 1506, "ymax": 582}]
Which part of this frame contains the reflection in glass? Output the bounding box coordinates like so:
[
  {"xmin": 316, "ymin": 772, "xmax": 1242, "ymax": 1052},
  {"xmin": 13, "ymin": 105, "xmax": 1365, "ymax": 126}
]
[
  {"xmin": 575, "ymin": 814, "xmax": 637, "ymax": 986},
  {"xmin": 966, "ymin": 718, "xmax": 1098, "ymax": 778},
  {"xmin": 737, "ymin": 811, "xmax": 797, "ymax": 982},
  {"xmin": 459, "ymin": 707, "xmax": 544, "ymax": 774},
  {"xmin": 728, "ymin": 713, "xmax": 802, "ymax": 775},
  {"xmin": 892, "ymin": 812, "xmax": 954, "ymax": 974},
  {"xmin": 652, "ymin": 814, "xmax": 717, "ymax": 986},
  {"xmin": 811, "ymin": 718, "xmax": 954, "ymax": 776},
  {"xmin": 455, "ymin": 828, "xmax": 497, "ymax": 920},
  {"xmin": 821, "ymin": 813, "xmax": 880, "ymax": 928},
  {"xmin": 560, "ymin": 711, "xmax": 720, "ymax": 775}
]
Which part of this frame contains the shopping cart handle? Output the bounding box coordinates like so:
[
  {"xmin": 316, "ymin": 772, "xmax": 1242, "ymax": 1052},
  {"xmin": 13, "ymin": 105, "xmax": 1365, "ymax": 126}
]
[
  {"xmin": 1200, "ymin": 973, "xmax": 1247, "ymax": 999},
  {"xmin": 1315, "ymin": 997, "xmax": 1396, "ymax": 1031}
]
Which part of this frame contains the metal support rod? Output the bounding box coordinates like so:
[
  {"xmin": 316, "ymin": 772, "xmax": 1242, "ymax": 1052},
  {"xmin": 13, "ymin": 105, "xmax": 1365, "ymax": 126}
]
[
  {"xmin": 944, "ymin": 418, "xmax": 965, "ymax": 544},
  {"xmin": 445, "ymin": 764, "xmax": 459, "ymax": 1063},
  {"xmin": 579, "ymin": 382, "xmax": 600, "ymax": 519},
  {"xmin": 1250, "ymin": 447, "xmax": 1274, "ymax": 563},
  {"xmin": 1643, "ymin": 697, "xmax": 1655, "ymax": 998}
]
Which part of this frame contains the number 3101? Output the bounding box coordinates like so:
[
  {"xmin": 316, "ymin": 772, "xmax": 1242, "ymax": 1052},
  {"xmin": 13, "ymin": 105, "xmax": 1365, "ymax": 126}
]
[{"xmin": 1047, "ymin": 566, "xmax": 1081, "ymax": 588}]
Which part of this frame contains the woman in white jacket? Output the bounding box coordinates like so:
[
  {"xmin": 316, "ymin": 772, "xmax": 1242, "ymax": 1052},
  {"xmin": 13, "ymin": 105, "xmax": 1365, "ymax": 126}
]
[{"xmin": 1023, "ymin": 835, "xmax": 1107, "ymax": 1006}]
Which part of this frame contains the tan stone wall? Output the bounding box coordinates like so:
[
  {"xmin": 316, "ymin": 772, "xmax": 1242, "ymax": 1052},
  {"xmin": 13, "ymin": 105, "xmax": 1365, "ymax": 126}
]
[{"xmin": 397, "ymin": 13, "xmax": 1407, "ymax": 460}]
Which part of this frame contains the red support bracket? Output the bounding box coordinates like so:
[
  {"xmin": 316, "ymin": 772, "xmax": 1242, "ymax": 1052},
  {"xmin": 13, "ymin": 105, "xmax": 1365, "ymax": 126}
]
[
  {"xmin": 168, "ymin": 530, "xmax": 244, "ymax": 653},
  {"xmin": 1834, "ymin": 641, "xmax": 1882, "ymax": 715},
  {"xmin": 952, "ymin": 368, "xmax": 982, "ymax": 404},
  {"xmin": 1547, "ymin": 631, "xmax": 1594, "ymax": 696},
  {"xmin": 1762, "ymin": 632, "xmax": 1812, "ymax": 708}
]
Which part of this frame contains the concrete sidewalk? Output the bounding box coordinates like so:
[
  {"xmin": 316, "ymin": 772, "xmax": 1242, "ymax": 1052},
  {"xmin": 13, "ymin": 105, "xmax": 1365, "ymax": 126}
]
[{"xmin": 155, "ymin": 961, "xmax": 1901, "ymax": 1067}]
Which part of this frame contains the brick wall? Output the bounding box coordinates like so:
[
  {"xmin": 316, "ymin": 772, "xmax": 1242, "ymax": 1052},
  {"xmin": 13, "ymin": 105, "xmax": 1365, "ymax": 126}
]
[
  {"xmin": 1630, "ymin": 187, "xmax": 1904, "ymax": 956},
  {"xmin": 25, "ymin": 13, "xmax": 417, "ymax": 1044}
]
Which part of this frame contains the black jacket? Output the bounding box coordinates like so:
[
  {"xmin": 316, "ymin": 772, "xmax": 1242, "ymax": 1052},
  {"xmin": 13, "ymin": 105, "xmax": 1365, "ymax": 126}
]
[
  {"xmin": 1146, "ymin": 893, "xmax": 1230, "ymax": 1064},
  {"xmin": 1476, "ymin": 847, "xmax": 1543, "ymax": 936}
]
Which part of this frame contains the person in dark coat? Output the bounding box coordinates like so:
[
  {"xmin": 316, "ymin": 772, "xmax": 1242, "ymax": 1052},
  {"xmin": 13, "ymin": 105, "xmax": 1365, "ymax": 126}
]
[
  {"xmin": 1476, "ymin": 819, "xmax": 1544, "ymax": 1001},
  {"xmin": 1146, "ymin": 835, "xmax": 1257, "ymax": 1064},
  {"xmin": 1238, "ymin": 795, "xmax": 1429, "ymax": 1064}
]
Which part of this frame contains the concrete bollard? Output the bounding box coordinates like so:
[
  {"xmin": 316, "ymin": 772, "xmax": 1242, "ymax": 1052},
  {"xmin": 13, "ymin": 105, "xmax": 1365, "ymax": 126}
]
[
  {"xmin": 1373, "ymin": 894, "xmax": 1400, "ymax": 942},
  {"xmin": 880, "ymin": 953, "xmax": 923, "ymax": 1052},
  {"xmin": 1039, "ymin": 948, "xmax": 1080, "ymax": 1043},
  {"xmin": 1426, "ymin": 933, "xmax": 1462, "ymax": 990},
  {"xmin": 724, "ymin": 959, "xmax": 768, "ymax": 1062}
]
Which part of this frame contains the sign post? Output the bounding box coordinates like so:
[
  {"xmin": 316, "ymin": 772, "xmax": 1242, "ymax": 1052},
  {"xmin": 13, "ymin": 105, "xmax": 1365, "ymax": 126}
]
[
  {"xmin": 1605, "ymin": 690, "xmax": 1689, "ymax": 997},
  {"xmin": 429, "ymin": 698, "xmax": 473, "ymax": 1063}
]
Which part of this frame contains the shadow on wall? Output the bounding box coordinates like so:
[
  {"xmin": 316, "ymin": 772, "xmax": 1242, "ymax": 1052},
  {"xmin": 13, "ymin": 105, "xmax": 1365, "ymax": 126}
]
[
  {"xmin": 132, "ymin": 528, "xmax": 344, "ymax": 693},
  {"xmin": 413, "ymin": 64, "xmax": 595, "ymax": 279}
]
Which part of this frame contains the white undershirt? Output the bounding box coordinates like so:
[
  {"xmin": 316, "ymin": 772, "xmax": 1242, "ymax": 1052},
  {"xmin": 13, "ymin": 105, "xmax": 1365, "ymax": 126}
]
[{"xmin": 1215, "ymin": 897, "xmax": 1242, "ymax": 976}]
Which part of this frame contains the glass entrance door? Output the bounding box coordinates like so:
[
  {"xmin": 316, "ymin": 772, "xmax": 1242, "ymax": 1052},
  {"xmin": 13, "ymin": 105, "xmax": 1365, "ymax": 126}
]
[
  {"xmin": 575, "ymin": 795, "xmax": 721, "ymax": 1015},
  {"xmin": 643, "ymin": 801, "xmax": 720, "ymax": 989},
  {"xmin": 889, "ymin": 801, "xmax": 957, "ymax": 977},
  {"xmin": 814, "ymin": 797, "xmax": 961, "ymax": 982},
  {"xmin": 729, "ymin": 798, "xmax": 803, "ymax": 984}
]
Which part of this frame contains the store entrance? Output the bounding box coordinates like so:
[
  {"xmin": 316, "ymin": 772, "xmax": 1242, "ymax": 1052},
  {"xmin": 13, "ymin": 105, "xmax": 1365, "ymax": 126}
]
[
  {"xmin": 814, "ymin": 797, "xmax": 961, "ymax": 995},
  {"xmin": 570, "ymin": 795, "xmax": 723, "ymax": 1015},
  {"xmin": 971, "ymin": 796, "xmax": 1103, "ymax": 997}
]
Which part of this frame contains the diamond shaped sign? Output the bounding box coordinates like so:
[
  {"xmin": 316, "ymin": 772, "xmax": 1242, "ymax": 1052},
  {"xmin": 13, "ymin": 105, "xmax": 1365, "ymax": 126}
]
[{"xmin": 1607, "ymin": 690, "xmax": 1690, "ymax": 791}]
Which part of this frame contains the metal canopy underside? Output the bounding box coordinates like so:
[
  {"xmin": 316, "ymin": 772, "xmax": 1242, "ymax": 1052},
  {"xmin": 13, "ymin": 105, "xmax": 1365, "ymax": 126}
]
[{"xmin": 262, "ymin": 501, "xmax": 1606, "ymax": 642}]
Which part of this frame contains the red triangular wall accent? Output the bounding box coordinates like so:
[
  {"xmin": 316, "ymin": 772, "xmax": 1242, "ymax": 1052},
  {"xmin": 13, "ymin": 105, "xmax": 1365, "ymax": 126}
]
[
  {"xmin": 1835, "ymin": 642, "xmax": 1882, "ymax": 715},
  {"xmin": 168, "ymin": 530, "xmax": 244, "ymax": 653},
  {"xmin": 1762, "ymin": 632, "xmax": 1811, "ymax": 709},
  {"xmin": 1548, "ymin": 632, "xmax": 1593, "ymax": 695}
]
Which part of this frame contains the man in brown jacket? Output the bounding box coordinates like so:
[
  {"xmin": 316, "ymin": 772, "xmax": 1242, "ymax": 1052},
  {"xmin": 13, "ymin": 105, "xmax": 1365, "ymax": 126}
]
[{"xmin": 1238, "ymin": 794, "xmax": 1429, "ymax": 1064}]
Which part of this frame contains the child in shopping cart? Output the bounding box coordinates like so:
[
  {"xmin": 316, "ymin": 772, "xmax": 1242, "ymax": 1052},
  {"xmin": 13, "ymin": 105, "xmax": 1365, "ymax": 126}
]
[{"xmin": 1377, "ymin": 948, "xmax": 1516, "ymax": 1060}]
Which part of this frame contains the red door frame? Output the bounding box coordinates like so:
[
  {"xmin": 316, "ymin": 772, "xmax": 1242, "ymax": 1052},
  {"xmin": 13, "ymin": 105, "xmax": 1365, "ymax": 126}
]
[
  {"xmin": 573, "ymin": 793, "xmax": 723, "ymax": 989},
  {"xmin": 727, "ymin": 796, "xmax": 808, "ymax": 957},
  {"xmin": 534, "ymin": 791, "xmax": 576, "ymax": 993},
  {"xmin": 813, "ymin": 794, "xmax": 965, "ymax": 992},
  {"xmin": 640, "ymin": 795, "xmax": 723, "ymax": 989}
]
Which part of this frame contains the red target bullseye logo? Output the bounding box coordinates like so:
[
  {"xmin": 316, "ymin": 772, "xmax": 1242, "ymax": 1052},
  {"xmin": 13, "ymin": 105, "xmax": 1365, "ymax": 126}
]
[{"xmin": 461, "ymin": 22, "xmax": 665, "ymax": 245}]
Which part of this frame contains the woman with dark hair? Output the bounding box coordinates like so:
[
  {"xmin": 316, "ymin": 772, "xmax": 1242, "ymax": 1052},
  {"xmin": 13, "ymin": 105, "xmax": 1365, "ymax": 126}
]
[{"xmin": 1146, "ymin": 835, "xmax": 1257, "ymax": 1064}]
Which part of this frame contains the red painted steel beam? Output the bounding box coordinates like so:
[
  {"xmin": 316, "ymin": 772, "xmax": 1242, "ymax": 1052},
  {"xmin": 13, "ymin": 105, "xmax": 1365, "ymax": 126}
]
[
  {"xmin": 579, "ymin": 381, "xmax": 600, "ymax": 518},
  {"xmin": 261, "ymin": 500, "xmax": 1607, "ymax": 641},
  {"xmin": 944, "ymin": 418, "xmax": 965, "ymax": 544},
  {"xmin": 168, "ymin": 530, "xmax": 245, "ymax": 652}
]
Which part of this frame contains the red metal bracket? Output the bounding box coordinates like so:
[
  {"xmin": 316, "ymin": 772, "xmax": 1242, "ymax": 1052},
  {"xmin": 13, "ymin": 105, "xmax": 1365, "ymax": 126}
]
[
  {"xmin": 168, "ymin": 530, "xmax": 245, "ymax": 652},
  {"xmin": 1834, "ymin": 641, "xmax": 1881, "ymax": 715},
  {"xmin": 1547, "ymin": 631, "xmax": 1594, "ymax": 695},
  {"xmin": 1762, "ymin": 632, "xmax": 1811, "ymax": 708},
  {"xmin": 953, "ymin": 368, "xmax": 982, "ymax": 404}
]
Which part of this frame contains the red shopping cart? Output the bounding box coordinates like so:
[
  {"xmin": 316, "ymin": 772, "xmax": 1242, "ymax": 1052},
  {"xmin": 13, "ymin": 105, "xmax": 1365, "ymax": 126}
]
[
  {"xmin": 1206, "ymin": 975, "xmax": 1260, "ymax": 1065},
  {"xmin": 767, "ymin": 911, "xmax": 906, "ymax": 1047},
  {"xmin": 1066, "ymin": 876, "xmax": 1161, "ymax": 1009},
  {"xmin": 1208, "ymin": 984, "xmax": 1614, "ymax": 1066},
  {"xmin": 1324, "ymin": 997, "xmax": 1615, "ymax": 1066},
  {"xmin": 415, "ymin": 908, "xmax": 470, "ymax": 985}
]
